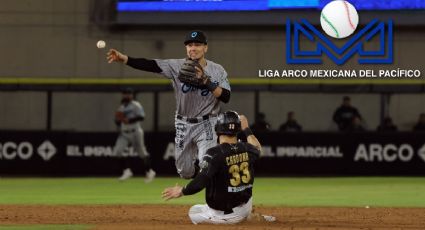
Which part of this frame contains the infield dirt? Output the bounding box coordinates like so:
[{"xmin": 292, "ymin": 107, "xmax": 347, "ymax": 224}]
[{"xmin": 0, "ymin": 205, "xmax": 424, "ymax": 229}]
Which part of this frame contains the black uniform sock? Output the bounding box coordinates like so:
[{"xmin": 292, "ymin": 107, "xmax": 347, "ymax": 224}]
[{"xmin": 121, "ymin": 158, "xmax": 131, "ymax": 170}]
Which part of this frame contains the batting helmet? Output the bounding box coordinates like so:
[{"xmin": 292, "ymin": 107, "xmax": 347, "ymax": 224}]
[
  {"xmin": 122, "ymin": 87, "xmax": 134, "ymax": 94},
  {"xmin": 215, "ymin": 111, "xmax": 241, "ymax": 136}
]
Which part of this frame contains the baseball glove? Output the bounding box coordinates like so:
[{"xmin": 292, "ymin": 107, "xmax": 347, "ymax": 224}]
[
  {"xmin": 115, "ymin": 111, "xmax": 128, "ymax": 124},
  {"xmin": 178, "ymin": 59, "xmax": 208, "ymax": 87}
]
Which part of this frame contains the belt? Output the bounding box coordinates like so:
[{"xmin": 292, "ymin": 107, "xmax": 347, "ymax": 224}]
[
  {"xmin": 176, "ymin": 114, "xmax": 216, "ymax": 124},
  {"xmin": 123, "ymin": 129, "xmax": 136, "ymax": 133}
]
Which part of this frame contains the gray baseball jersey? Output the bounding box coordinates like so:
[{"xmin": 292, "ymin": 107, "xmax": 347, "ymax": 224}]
[
  {"xmin": 155, "ymin": 58, "xmax": 231, "ymax": 178},
  {"xmin": 113, "ymin": 100, "xmax": 149, "ymax": 159},
  {"xmin": 118, "ymin": 100, "xmax": 145, "ymax": 132},
  {"xmin": 155, "ymin": 59, "xmax": 231, "ymax": 117}
]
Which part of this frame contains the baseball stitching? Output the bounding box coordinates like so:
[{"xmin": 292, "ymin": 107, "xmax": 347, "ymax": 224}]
[
  {"xmin": 343, "ymin": 1, "xmax": 356, "ymax": 30},
  {"xmin": 321, "ymin": 13, "xmax": 339, "ymax": 38}
]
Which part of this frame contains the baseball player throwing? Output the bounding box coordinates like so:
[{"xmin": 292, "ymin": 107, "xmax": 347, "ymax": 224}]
[
  {"xmin": 114, "ymin": 88, "xmax": 156, "ymax": 182},
  {"xmin": 107, "ymin": 30, "xmax": 231, "ymax": 179},
  {"xmin": 162, "ymin": 112, "xmax": 273, "ymax": 224}
]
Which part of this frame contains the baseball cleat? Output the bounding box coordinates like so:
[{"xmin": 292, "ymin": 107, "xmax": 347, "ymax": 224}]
[
  {"xmin": 144, "ymin": 169, "xmax": 156, "ymax": 183},
  {"xmin": 118, "ymin": 168, "xmax": 133, "ymax": 181}
]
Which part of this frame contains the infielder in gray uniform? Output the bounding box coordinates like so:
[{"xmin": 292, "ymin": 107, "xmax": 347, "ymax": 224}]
[
  {"xmin": 107, "ymin": 31, "xmax": 231, "ymax": 179},
  {"xmin": 114, "ymin": 88, "xmax": 156, "ymax": 182}
]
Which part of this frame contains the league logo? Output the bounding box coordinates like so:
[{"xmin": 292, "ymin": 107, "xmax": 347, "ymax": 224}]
[{"xmin": 286, "ymin": 0, "xmax": 393, "ymax": 65}]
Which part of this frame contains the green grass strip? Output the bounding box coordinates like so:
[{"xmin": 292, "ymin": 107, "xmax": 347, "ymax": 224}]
[
  {"xmin": 0, "ymin": 177, "xmax": 425, "ymax": 207},
  {"xmin": 0, "ymin": 77, "xmax": 424, "ymax": 85},
  {"xmin": 0, "ymin": 77, "xmax": 170, "ymax": 85},
  {"xmin": 230, "ymin": 78, "xmax": 425, "ymax": 85}
]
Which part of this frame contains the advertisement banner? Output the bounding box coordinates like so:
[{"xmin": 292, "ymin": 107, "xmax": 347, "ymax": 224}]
[{"xmin": 0, "ymin": 131, "xmax": 424, "ymax": 176}]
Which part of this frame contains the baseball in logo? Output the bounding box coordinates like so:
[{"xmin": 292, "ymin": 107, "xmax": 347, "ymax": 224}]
[
  {"xmin": 284, "ymin": 0, "xmax": 395, "ymax": 65},
  {"xmin": 258, "ymin": 0, "xmax": 422, "ymax": 77},
  {"xmin": 320, "ymin": 0, "xmax": 359, "ymax": 39}
]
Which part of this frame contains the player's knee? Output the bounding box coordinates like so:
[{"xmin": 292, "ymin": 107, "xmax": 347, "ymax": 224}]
[
  {"xmin": 189, "ymin": 205, "xmax": 204, "ymax": 215},
  {"xmin": 178, "ymin": 171, "xmax": 194, "ymax": 179},
  {"xmin": 188, "ymin": 213, "xmax": 203, "ymax": 225},
  {"xmin": 188, "ymin": 205, "xmax": 206, "ymax": 224},
  {"xmin": 177, "ymin": 166, "xmax": 196, "ymax": 179},
  {"xmin": 112, "ymin": 148, "xmax": 120, "ymax": 156}
]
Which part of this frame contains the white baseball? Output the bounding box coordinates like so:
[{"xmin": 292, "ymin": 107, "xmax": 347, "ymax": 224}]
[
  {"xmin": 320, "ymin": 0, "xmax": 359, "ymax": 39},
  {"xmin": 96, "ymin": 40, "xmax": 106, "ymax": 49}
]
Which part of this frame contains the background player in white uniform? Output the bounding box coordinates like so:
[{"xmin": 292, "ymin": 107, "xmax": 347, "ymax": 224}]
[
  {"xmin": 162, "ymin": 112, "xmax": 274, "ymax": 224},
  {"xmin": 114, "ymin": 88, "xmax": 156, "ymax": 182},
  {"xmin": 107, "ymin": 31, "xmax": 231, "ymax": 179}
]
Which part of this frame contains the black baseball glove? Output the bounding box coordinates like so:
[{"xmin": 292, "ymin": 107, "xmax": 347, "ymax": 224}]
[{"xmin": 178, "ymin": 59, "xmax": 208, "ymax": 87}]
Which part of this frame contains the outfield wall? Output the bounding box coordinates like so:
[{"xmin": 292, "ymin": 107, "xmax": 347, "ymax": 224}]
[
  {"xmin": 0, "ymin": 0, "xmax": 424, "ymax": 134},
  {"xmin": 0, "ymin": 90, "xmax": 424, "ymax": 132},
  {"xmin": 0, "ymin": 131, "xmax": 424, "ymax": 176}
]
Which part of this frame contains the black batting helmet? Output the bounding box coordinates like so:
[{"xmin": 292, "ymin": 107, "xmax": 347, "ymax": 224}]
[
  {"xmin": 122, "ymin": 87, "xmax": 134, "ymax": 94},
  {"xmin": 215, "ymin": 111, "xmax": 241, "ymax": 136}
]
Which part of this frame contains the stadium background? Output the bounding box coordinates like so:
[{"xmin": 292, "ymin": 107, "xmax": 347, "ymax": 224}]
[
  {"xmin": 0, "ymin": 0, "xmax": 423, "ymax": 132},
  {"xmin": 0, "ymin": 0, "xmax": 424, "ymax": 229}
]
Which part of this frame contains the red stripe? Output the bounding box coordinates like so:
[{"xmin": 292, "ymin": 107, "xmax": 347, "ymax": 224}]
[{"xmin": 343, "ymin": 1, "xmax": 355, "ymax": 30}]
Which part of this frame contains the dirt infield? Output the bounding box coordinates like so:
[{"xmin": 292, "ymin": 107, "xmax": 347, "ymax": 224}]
[{"xmin": 0, "ymin": 205, "xmax": 424, "ymax": 230}]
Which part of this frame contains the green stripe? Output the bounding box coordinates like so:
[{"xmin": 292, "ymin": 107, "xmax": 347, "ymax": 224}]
[
  {"xmin": 0, "ymin": 78, "xmax": 424, "ymax": 85},
  {"xmin": 321, "ymin": 13, "xmax": 339, "ymax": 38},
  {"xmin": 233, "ymin": 78, "xmax": 425, "ymax": 85},
  {"xmin": 0, "ymin": 225, "xmax": 90, "ymax": 230},
  {"xmin": 235, "ymin": 79, "xmax": 425, "ymax": 85},
  {"xmin": 0, "ymin": 178, "xmax": 425, "ymax": 207},
  {"xmin": 0, "ymin": 78, "xmax": 170, "ymax": 85}
]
